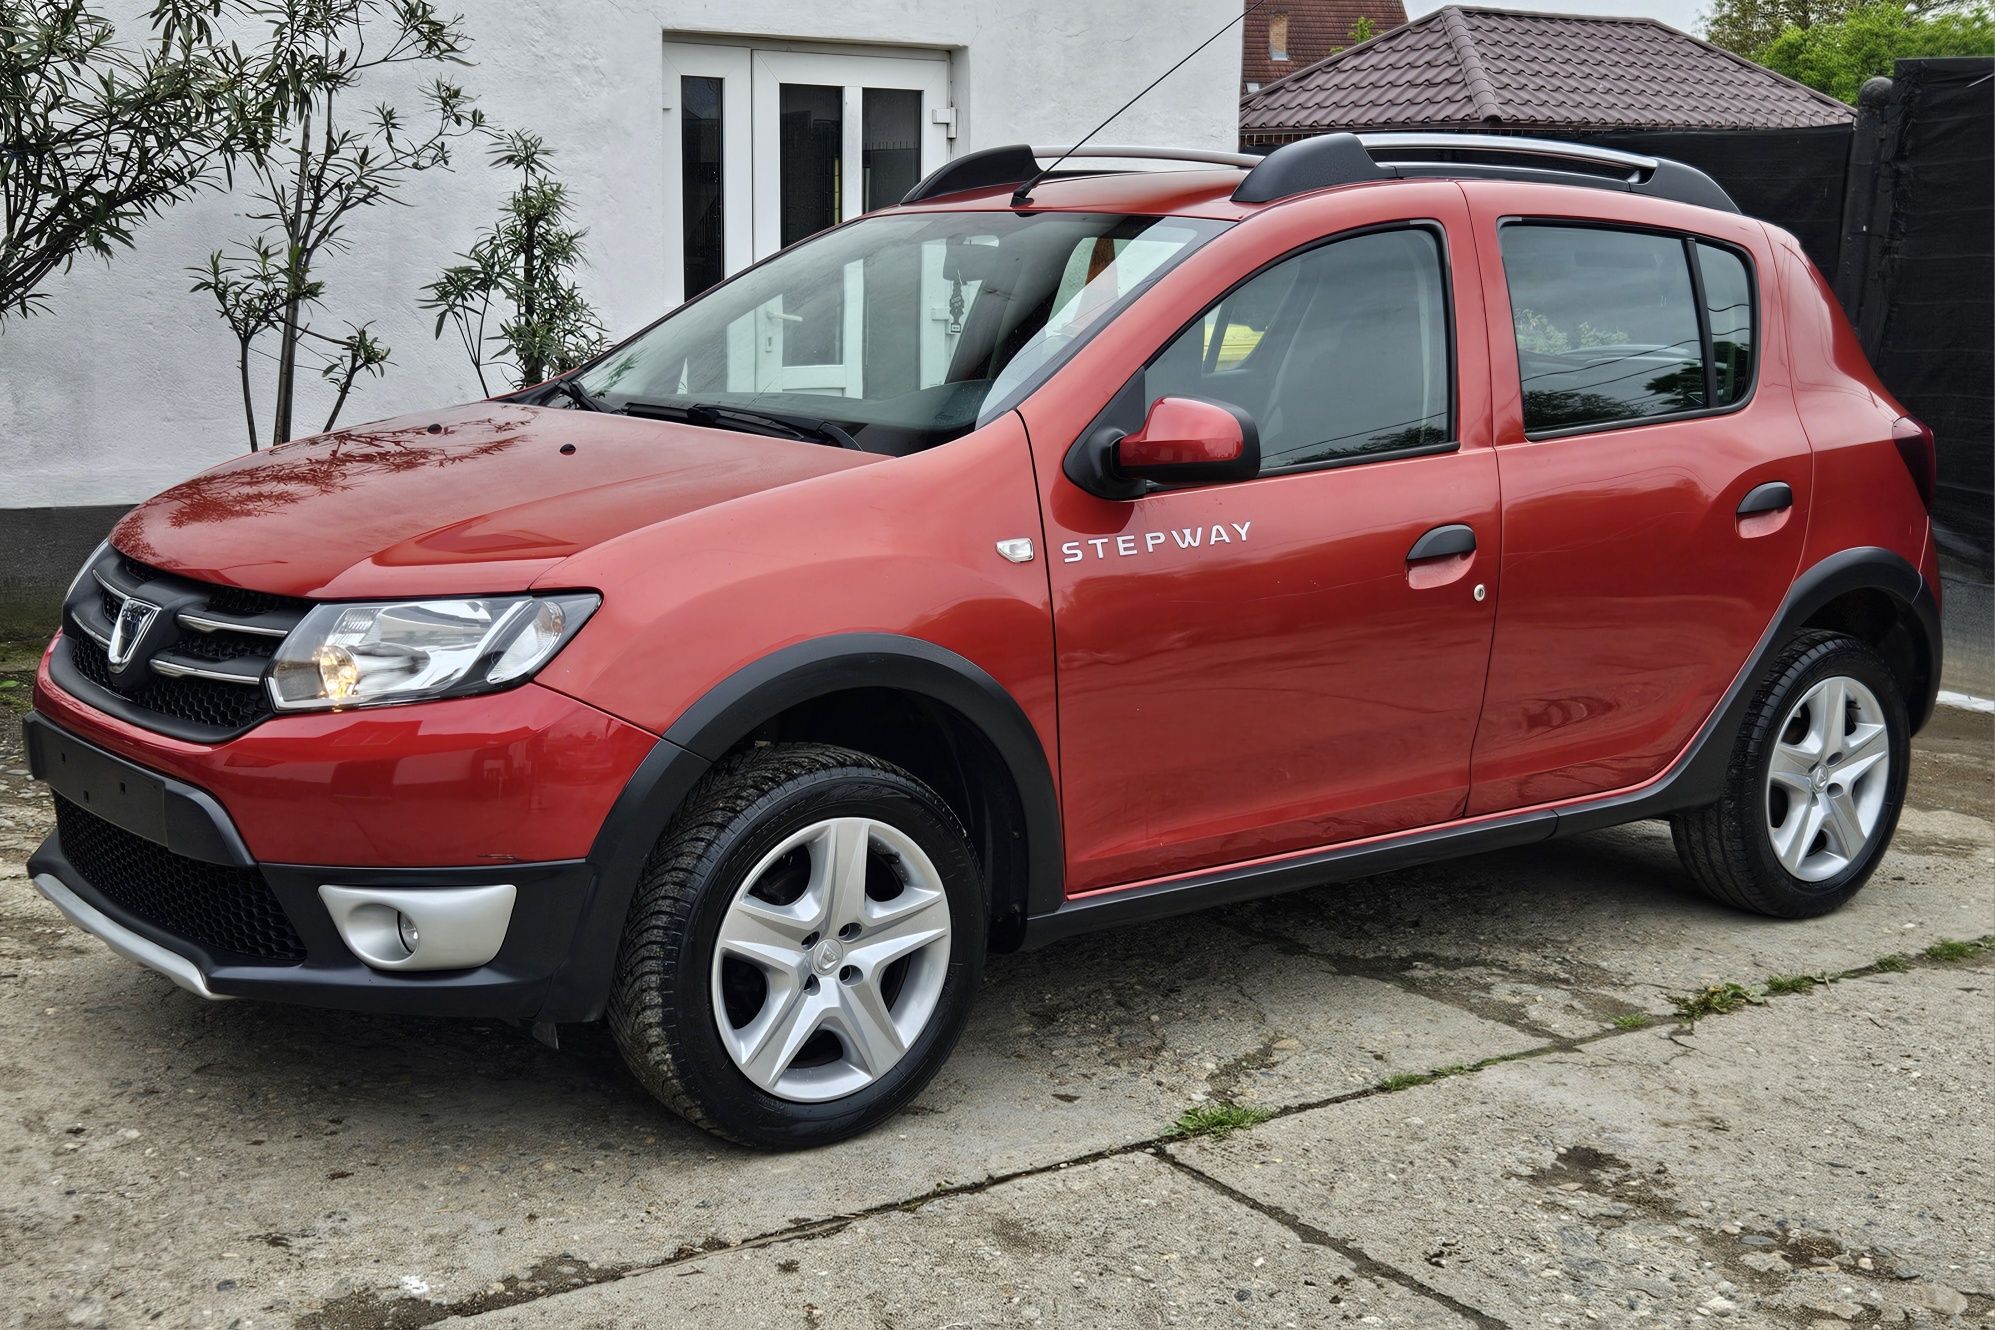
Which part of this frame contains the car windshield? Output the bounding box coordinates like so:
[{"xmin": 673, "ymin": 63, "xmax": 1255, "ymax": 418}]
[{"xmin": 576, "ymin": 211, "xmax": 1228, "ymax": 454}]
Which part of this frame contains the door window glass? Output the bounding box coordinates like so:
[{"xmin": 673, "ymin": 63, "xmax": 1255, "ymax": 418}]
[
  {"xmin": 1697, "ymin": 242, "xmax": 1754, "ymax": 407},
  {"xmin": 1501, "ymin": 225, "xmax": 1705, "ymax": 432},
  {"xmin": 1141, "ymin": 227, "xmax": 1453, "ymax": 471},
  {"xmin": 680, "ymin": 76, "xmax": 726, "ymax": 299}
]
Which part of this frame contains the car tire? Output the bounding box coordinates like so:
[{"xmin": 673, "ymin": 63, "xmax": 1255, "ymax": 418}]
[
  {"xmin": 608, "ymin": 742, "xmax": 986, "ymax": 1149},
  {"xmin": 1671, "ymin": 631, "xmax": 1909, "ymax": 918}
]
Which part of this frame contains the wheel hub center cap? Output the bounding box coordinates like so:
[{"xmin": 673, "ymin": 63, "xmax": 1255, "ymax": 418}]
[
  {"xmin": 811, "ymin": 938, "xmax": 844, "ymax": 973},
  {"xmin": 1811, "ymin": 766, "xmax": 1830, "ymax": 792}
]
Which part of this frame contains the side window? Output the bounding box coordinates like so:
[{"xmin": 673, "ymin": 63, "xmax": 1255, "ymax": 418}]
[
  {"xmin": 1502, "ymin": 224, "xmax": 1737, "ymax": 434},
  {"xmin": 1697, "ymin": 242, "xmax": 1754, "ymax": 407},
  {"xmin": 1144, "ymin": 227, "xmax": 1453, "ymax": 472}
]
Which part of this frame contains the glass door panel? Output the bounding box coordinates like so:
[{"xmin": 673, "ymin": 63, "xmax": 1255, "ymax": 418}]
[
  {"xmin": 663, "ymin": 42, "xmax": 752, "ymax": 308},
  {"xmin": 862, "ymin": 88, "xmax": 923, "ymax": 211}
]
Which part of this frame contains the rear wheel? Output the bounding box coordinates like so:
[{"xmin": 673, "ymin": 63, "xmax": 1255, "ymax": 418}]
[
  {"xmin": 1672, "ymin": 631, "xmax": 1909, "ymax": 918},
  {"xmin": 609, "ymin": 744, "xmax": 986, "ymax": 1148}
]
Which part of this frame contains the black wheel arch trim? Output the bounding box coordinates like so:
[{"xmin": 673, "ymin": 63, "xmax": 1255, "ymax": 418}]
[
  {"xmin": 542, "ymin": 634, "xmax": 1062, "ymax": 1023},
  {"xmin": 1020, "ymin": 545, "xmax": 1940, "ymax": 947}
]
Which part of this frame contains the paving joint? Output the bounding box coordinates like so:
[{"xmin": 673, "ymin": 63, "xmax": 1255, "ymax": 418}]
[{"xmin": 1154, "ymin": 1149, "xmax": 1516, "ymax": 1329}]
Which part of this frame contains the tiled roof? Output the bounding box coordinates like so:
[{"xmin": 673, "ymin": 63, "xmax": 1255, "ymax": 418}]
[
  {"xmin": 1241, "ymin": 5, "xmax": 1856, "ymax": 136},
  {"xmin": 1242, "ymin": 0, "xmax": 1411, "ymax": 94}
]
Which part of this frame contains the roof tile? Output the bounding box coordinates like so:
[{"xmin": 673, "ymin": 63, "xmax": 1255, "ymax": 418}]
[{"xmin": 1241, "ymin": 5, "xmax": 1856, "ymax": 134}]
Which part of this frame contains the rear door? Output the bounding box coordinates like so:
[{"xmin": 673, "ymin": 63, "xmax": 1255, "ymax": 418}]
[
  {"xmin": 1463, "ymin": 189, "xmax": 1812, "ymax": 813},
  {"xmin": 1026, "ymin": 185, "xmax": 1504, "ymax": 893}
]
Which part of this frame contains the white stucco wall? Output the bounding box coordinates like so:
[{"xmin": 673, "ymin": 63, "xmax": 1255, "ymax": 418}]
[{"xmin": 0, "ymin": 0, "xmax": 1241, "ymax": 509}]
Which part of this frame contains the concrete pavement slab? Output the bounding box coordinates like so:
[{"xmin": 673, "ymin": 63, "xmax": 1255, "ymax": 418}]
[
  {"xmin": 429, "ymin": 1152, "xmax": 1487, "ymax": 1330},
  {"xmin": 1170, "ymin": 964, "xmax": 1995, "ymax": 1327}
]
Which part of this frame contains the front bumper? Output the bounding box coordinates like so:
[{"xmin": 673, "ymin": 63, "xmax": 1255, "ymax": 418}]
[{"xmin": 24, "ymin": 712, "xmax": 600, "ymax": 1020}]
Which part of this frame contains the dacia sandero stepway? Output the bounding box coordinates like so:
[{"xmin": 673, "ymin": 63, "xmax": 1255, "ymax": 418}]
[{"xmin": 26, "ymin": 135, "xmax": 1942, "ymax": 1147}]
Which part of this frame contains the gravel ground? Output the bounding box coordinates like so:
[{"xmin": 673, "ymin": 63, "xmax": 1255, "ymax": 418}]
[{"xmin": 1, "ymin": 684, "xmax": 1989, "ymax": 1330}]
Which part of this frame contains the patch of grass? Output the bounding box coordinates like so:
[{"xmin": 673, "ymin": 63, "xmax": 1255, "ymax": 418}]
[
  {"xmin": 1170, "ymin": 1102, "xmax": 1272, "ymax": 1140},
  {"xmin": 1377, "ymin": 1072, "xmax": 1432, "ymax": 1092},
  {"xmin": 1872, "ymin": 954, "xmax": 1912, "ymax": 973},
  {"xmin": 1764, "ymin": 973, "xmax": 1824, "ymax": 995},
  {"xmin": 1671, "ymin": 983, "xmax": 1759, "ymax": 1021},
  {"xmin": 1921, "ymin": 937, "xmax": 1992, "ymax": 963},
  {"xmin": 1378, "ymin": 1063, "xmax": 1474, "ymax": 1093},
  {"xmin": 1610, "ymin": 1012, "xmax": 1649, "ymax": 1030}
]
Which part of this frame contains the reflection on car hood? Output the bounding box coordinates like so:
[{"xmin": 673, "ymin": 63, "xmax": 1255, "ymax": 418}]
[{"xmin": 110, "ymin": 403, "xmax": 882, "ymax": 599}]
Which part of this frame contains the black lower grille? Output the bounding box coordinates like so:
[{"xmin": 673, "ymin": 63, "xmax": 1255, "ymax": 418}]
[{"xmin": 54, "ymin": 795, "xmax": 306, "ymax": 962}]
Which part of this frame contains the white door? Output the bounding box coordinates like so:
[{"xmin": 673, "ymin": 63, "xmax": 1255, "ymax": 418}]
[{"xmin": 660, "ymin": 41, "xmax": 951, "ymax": 395}]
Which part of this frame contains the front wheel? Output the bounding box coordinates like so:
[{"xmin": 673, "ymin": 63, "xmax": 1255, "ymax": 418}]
[
  {"xmin": 609, "ymin": 743, "xmax": 986, "ymax": 1148},
  {"xmin": 1672, "ymin": 631, "xmax": 1910, "ymax": 918}
]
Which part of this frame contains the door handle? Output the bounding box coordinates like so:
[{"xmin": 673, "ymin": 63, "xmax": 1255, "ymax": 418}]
[
  {"xmin": 1737, "ymin": 482, "xmax": 1793, "ymax": 516},
  {"xmin": 1407, "ymin": 524, "xmax": 1476, "ymax": 562}
]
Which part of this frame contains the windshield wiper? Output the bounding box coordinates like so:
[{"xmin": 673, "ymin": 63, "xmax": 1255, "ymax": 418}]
[
  {"xmin": 545, "ymin": 377, "xmax": 607, "ymax": 412},
  {"xmin": 622, "ymin": 400, "xmax": 860, "ymax": 450}
]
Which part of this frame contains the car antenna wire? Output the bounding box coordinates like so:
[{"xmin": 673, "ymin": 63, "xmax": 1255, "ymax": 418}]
[{"xmin": 1010, "ymin": 0, "xmax": 1270, "ymax": 207}]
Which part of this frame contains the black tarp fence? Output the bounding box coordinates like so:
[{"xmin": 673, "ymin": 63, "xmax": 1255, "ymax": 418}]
[
  {"xmin": 1582, "ymin": 125, "xmax": 1854, "ymax": 278},
  {"xmin": 1836, "ymin": 57, "xmax": 1994, "ymax": 574}
]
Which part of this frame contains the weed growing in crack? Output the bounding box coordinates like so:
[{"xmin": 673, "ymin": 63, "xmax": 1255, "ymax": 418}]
[
  {"xmin": 1378, "ymin": 1064, "xmax": 1474, "ymax": 1093},
  {"xmin": 1611, "ymin": 1012, "xmax": 1649, "ymax": 1030},
  {"xmin": 1171, "ymin": 1103, "xmax": 1272, "ymax": 1140},
  {"xmin": 1873, "ymin": 954, "xmax": 1912, "ymax": 973},
  {"xmin": 1672, "ymin": 983, "xmax": 1759, "ymax": 1021},
  {"xmin": 1921, "ymin": 936, "xmax": 1992, "ymax": 963},
  {"xmin": 1764, "ymin": 973, "xmax": 1824, "ymax": 995}
]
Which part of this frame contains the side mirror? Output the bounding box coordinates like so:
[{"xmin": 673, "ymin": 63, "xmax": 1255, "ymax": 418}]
[{"xmin": 1114, "ymin": 397, "xmax": 1260, "ymax": 487}]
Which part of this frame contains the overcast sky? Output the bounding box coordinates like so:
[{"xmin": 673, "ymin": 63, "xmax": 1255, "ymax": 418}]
[{"xmin": 1404, "ymin": 0, "xmax": 1711, "ymax": 35}]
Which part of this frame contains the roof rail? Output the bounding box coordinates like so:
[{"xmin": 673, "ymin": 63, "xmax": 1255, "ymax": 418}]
[
  {"xmin": 902, "ymin": 144, "xmax": 1263, "ymax": 205},
  {"xmin": 1232, "ymin": 132, "xmax": 1739, "ymax": 212}
]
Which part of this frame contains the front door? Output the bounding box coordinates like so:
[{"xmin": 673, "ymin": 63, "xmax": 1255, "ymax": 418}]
[
  {"xmin": 1035, "ymin": 193, "xmax": 1503, "ymax": 894},
  {"xmin": 663, "ymin": 40, "xmax": 951, "ymax": 397}
]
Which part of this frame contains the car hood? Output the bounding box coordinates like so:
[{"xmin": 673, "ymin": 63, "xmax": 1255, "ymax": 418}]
[{"xmin": 110, "ymin": 403, "xmax": 883, "ymax": 599}]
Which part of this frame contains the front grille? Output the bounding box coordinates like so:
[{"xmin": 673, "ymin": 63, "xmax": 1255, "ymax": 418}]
[
  {"xmin": 54, "ymin": 795, "xmax": 306, "ymax": 962},
  {"xmin": 67, "ymin": 633, "xmax": 273, "ymax": 732},
  {"xmin": 58, "ymin": 547, "xmax": 311, "ymax": 742}
]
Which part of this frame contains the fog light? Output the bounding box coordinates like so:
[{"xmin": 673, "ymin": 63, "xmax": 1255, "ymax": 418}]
[{"xmin": 317, "ymin": 884, "xmax": 516, "ymax": 972}]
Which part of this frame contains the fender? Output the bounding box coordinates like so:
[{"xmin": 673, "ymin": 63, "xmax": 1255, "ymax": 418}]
[{"xmin": 539, "ymin": 634, "xmax": 1062, "ymax": 1022}]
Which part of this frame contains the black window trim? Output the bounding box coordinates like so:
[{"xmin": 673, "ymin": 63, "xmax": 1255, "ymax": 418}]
[
  {"xmin": 1498, "ymin": 216, "xmax": 1760, "ymax": 443},
  {"xmin": 1070, "ymin": 218, "xmax": 1463, "ymax": 491}
]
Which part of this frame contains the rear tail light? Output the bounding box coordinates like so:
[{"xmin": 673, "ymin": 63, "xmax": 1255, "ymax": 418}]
[{"xmin": 1892, "ymin": 415, "xmax": 1937, "ymax": 511}]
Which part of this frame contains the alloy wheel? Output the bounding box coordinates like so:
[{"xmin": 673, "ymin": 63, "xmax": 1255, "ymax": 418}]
[
  {"xmin": 710, "ymin": 817, "xmax": 952, "ymax": 1102},
  {"xmin": 1763, "ymin": 674, "xmax": 1892, "ymax": 883}
]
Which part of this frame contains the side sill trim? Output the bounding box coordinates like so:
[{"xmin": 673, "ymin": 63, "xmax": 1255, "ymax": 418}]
[
  {"xmin": 30, "ymin": 871, "xmax": 229, "ymax": 1000},
  {"xmin": 1021, "ymin": 810, "xmax": 1557, "ymax": 948}
]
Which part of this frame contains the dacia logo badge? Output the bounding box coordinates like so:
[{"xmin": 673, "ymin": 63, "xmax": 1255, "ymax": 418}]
[{"xmin": 107, "ymin": 597, "xmax": 161, "ymax": 672}]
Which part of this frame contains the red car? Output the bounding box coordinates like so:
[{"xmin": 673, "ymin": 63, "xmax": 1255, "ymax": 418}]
[{"xmin": 26, "ymin": 135, "xmax": 1941, "ymax": 1148}]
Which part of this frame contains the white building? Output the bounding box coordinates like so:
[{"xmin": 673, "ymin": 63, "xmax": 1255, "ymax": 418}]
[{"xmin": 0, "ymin": 0, "xmax": 1240, "ymax": 614}]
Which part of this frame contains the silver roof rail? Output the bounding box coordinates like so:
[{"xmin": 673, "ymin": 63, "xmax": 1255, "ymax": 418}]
[
  {"xmin": 1233, "ymin": 132, "xmax": 1739, "ymax": 213},
  {"xmin": 1357, "ymin": 133, "xmax": 1657, "ymax": 179},
  {"xmin": 903, "ymin": 143, "xmax": 1260, "ymax": 204},
  {"xmin": 1026, "ymin": 144, "xmax": 1265, "ymax": 168}
]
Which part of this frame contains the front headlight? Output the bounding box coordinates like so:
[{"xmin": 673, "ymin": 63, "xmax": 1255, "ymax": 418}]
[{"xmin": 268, "ymin": 593, "xmax": 598, "ymax": 712}]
